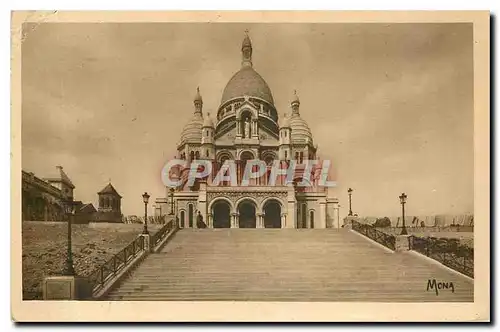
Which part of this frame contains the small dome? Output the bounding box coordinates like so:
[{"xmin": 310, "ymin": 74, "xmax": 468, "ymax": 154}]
[
  {"xmin": 180, "ymin": 112, "xmax": 203, "ymax": 144},
  {"xmin": 194, "ymin": 86, "xmax": 203, "ymax": 104},
  {"xmin": 203, "ymin": 112, "xmax": 214, "ymax": 128},
  {"xmin": 220, "ymin": 66, "xmax": 274, "ymax": 105},
  {"xmin": 279, "ymin": 113, "xmax": 291, "ymax": 128},
  {"xmin": 289, "ymin": 113, "xmax": 313, "ymax": 143}
]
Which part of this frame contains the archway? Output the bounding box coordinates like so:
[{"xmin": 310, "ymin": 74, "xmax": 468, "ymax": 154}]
[
  {"xmin": 188, "ymin": 204, "xmax": 194, "ymax": 228},
  {"xmin": 212, "ymin": 200, "xmax": 231, "ymax": 228},
  {"xmin": 238, "ymin": 200, "xmax": 256, "ymax": 228},
  {"xmin": 297, "ymin": 203, "xmax": 307, "ymax": 228},
  {"xmin": 263, "ymin": 199, "xmax": 282, "ymax": 228},
  {"xmin": 180, "ymin": 210, "xmax": 185, "ymax": 228}
]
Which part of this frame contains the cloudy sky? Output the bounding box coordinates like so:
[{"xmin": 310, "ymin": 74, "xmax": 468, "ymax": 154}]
[{"xmin": 21, "ymin": 22, "xmax": 473, "ymax": 218}]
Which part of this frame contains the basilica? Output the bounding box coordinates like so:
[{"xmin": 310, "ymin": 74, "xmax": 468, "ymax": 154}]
[{"xmin": 155, "ymin": 33, "xmax": 339, "ymax": 229}]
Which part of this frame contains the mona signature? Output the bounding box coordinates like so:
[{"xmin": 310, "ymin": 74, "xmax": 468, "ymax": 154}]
[{"xmin": 427, "ymin": 279, "xmax": 455, "ymax": 296}]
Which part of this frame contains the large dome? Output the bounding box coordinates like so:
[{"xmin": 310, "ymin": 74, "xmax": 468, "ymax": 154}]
[{"xmin": 220, "ymin": 66, "xmax": 274, "ymax": 105}]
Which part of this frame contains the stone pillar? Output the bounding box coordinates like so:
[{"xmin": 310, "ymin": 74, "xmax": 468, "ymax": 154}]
[
  {"xmin": 287, "ymin": 187, "xmax": 297, "ymax": 228},
  {"xmin": 207, "ymin": 213, "xmax": 213, "ymax": 228},
  {"xmin": 43, "ymin": 276, "xmax": 92, "ymax": 300},
  {"xmin": 197, "ymin": 181, "xmax": 207, "ymax": 224},
  {"xmin": 141, "ymin": 233, "xmax": 152, "ymax": 252},
  {"xmin": 252, "ymin": 120, "xmax": 259, "ymax": 139},
  {"xmin": 257, "ymin": 213, "xmax": 264, "ymax": 228},
  {"xmin": 318, "ymin": 198, "xmax": 327, "ymax": 229},
  {"xmin": 231, "ymin": 213, "xmax": 239, "ymax": 228},
  {"xmin": 236, "ymin": 120, "xmax": 242, "ymax": 138},
  {"xmin": 281, "ymin": 213, "xmax": 287, "ymax": 228},
  {"xmin": 395, "ymin": 235, "xmax": 411, "ymax": 252}
]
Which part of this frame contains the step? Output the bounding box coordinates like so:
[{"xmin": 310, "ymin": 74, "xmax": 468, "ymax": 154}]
[{"xmin": 105, "ymin": 229, "xmax": 473, "ymax": 302}]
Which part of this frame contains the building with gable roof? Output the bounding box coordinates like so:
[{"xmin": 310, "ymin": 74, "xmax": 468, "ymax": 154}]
[{"xmin": 95, "ymin": 182, "xmax": 123, "ymax": 223}]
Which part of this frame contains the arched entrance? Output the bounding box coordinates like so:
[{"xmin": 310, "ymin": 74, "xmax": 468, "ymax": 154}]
[
  {"xmin": 180, "ymin": 210, "xmax": 185, "ymax": 228},
  {"xmin": 263, "ymin": 199, "xmax": 282, "ymax": 228},
  {"xmin": 238, "ymin": 200, "xmax": 256, "ymax": 228},
  {"xmin": 188, "ymin": 204, "xmax": 194, "ymax": 228},
  {"xmin": 212, "ymin": 200, "xmax": 231, "ymax": 228}
]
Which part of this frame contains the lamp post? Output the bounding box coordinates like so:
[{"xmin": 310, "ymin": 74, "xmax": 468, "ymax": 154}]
[
  {"xmin": 169, "ymin": 187, "xmax": 175, "ymax": 215},
  {"xmin": 63, "ymin": 199, "xmax": 75, "ymax": 276},
  {"xmin": 142, "ymin": 192, "xmax": 150, "ymax": 234},
  {"xmin": 347, "ymin": 188, "xmax": 353, "ymax": 216},
  {"xmin": 336, "ymin": 204, "xmax": 341, "ymax": 229},
  {"xmin": 399, "ymin": 192, "xmax": 408, "ymax": 235}
]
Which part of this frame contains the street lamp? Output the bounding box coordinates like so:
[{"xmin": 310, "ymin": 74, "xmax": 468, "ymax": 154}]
[
  {"xmin": 63, "ymin": 199, "xmax": 75, "ymax": 276},
  {"xmin": 347, "ymin": 188, "xmax": 353, "ymax": 216},
  {"xmin": 399, "ymin": 192, "xmax": 408, "ymax": 235},
  {"xmin": 169, "ymin": 187, "xmax": 175, "ymax": 215},
  {"xmin": 142, "ymin": 192, "xmax": 150, "ymax": 234},
  {"xmin": 336, "ymin": 204, "xmax": 341, "ymax": 229}
]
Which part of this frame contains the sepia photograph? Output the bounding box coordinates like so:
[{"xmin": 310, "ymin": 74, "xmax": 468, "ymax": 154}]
[{"xmin": 10, "ymin": 10, "xmax": 490, "ymax": 322}]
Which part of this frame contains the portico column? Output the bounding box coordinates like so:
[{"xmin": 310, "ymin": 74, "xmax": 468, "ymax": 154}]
[
  {"xmin": 236, "ymin": 119, "xmax": 242, "ymax": 137},
  {"xmin": 231, "ymin": 213, "xmax": 239, "ymax": 228},
  {"xmin": 207, "ymin": 213, "xmax": 213, "ymax": 228},
  {"xmin": 281, "ymin": 213, "xmax": 287, "ymax": 228},
  {"xmin": 252, "ymin": 120, "xmax": 258, "ymax": 138},
  {"xmin": 257, "ymin": 213, "xmax": 264, "ymax": 228}
]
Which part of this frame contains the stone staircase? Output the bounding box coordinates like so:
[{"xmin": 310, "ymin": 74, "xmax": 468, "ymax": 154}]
[{"xmin": 105, "ymin": 229, "xmax": 473, "ymax": 302}]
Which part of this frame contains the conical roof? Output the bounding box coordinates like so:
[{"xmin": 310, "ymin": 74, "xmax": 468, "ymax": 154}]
[
  {"xmin": 98, "ymin": 183, "xmax": 122, "ymax": 198},
  {"xmin": 43, "ymin": 166, "xmax": 75, "ymax": 189}
]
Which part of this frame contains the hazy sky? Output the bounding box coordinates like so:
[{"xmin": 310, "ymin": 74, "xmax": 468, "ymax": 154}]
[{"xmin": 21, "ymin": 22, "xmax": 473, "ymax": 218}]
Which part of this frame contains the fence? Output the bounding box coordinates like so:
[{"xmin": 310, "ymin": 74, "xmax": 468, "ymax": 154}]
[
  {"xmin": 150, "ymin": 219, "xmax": 176, "ymax": 248},
  {"xmin": 409, "ymin": 236, "xmax": 474, "ymax": 278},
  {"xmin": 122, "ymin": 215, "xmax": 167, "ymax": 224},
  {"xmin": 352, "ymin": 220, "xmax": 396, "ymax": 251},
  {"xmin": 375, "ymin": 226, "xmax": 474, "ymax": 234},
  {"xmin": 87, "ymin": 235, "xmax": 145, "ymax": 293}
]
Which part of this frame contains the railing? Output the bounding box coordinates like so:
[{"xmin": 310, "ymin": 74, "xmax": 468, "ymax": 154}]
[
  {"xmin": 409, "ymin": 236, "xmax": 474, "ymax": 278},
  {"xmin": 87, "ymin": 235, "xmax": 145, "ymax": 293},
  {"xmin": 352, "ymin": 220, "xmax": 396, "ymax": 250},
  {"xmin": 150, "ymin": 219, "xmax": 176, "ymax": 248}
]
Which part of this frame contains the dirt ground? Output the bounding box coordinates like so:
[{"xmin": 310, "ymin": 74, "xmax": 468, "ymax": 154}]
[{"xmin": 22, "ymin": 221, "xmax": 162, "ymax": 300}]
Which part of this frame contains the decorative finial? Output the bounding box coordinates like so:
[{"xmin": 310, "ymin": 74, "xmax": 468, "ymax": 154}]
[
  {"xmin": 194, "ymin": 86, "xmax": 203, "ymax": 113},
  {"xmin": 291, "ymin": 89, "xmax": 300, "ymax": 113},
  {"xmin": 241, "ymin": 30, "xmax": 253, "ymax": 68}
]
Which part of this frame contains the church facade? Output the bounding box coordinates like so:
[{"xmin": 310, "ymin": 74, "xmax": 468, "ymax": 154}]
[{"xmin": 155, "ymin": 33, "xmax": 339, "ymax": 229}]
